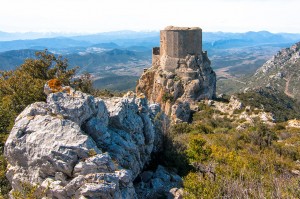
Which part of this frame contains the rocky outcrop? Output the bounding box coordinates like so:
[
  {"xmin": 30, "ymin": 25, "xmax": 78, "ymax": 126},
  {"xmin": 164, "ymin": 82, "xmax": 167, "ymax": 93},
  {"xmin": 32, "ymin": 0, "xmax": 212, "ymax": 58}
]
[
  {"xmin": 209, "ymin": 95, "xmax": 275, "ymax": 129},
  {"xmin": 4, "ymin": 89, "xmax": 181, "ymax": 198},
  {"xmin": 213, "ymin": 96, "xmax": 243, "ymax": 115},
  {"xmin": 287, "ymin": 119, "xmax": 300, "ymax": 128},
  {"xmin": 136, "ymin": 26, "xmax": 216, "ymax": 123}
]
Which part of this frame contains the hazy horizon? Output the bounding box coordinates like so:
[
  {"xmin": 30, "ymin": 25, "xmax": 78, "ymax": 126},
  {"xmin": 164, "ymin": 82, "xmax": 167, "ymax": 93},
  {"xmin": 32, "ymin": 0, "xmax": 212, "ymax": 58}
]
[
  {"xmin": 1, "ymin": 0, "xmax": 299, "ymax": 34},
  {"xmin": 1, "ymin": 29, "xmax": 300, "ymax": 35}
]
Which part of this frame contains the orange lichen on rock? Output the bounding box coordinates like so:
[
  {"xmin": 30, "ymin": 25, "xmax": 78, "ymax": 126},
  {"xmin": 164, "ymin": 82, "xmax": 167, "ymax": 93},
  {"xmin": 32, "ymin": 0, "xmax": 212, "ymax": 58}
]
[
  {"xmin": 48, "ymin": 79, "xmax": 63, "ymax": 93},
  {"xmin": 44, "ymin": 79, "xmax": 74, "ymax": 96}
]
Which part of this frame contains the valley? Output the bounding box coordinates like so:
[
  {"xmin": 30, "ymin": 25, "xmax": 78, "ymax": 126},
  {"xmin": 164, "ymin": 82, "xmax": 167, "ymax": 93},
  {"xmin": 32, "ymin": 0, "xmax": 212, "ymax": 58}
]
[{"xmin": 1, "ymin": 31, "xmax": 299, "ymax": 92}]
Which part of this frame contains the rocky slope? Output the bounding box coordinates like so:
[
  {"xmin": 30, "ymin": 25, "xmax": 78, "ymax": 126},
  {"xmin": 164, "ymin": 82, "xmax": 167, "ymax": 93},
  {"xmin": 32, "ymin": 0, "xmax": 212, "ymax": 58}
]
[
  {"xmin": 249, "ymin": 42, "xmax": 300, "ymax": 99},
  {"xmin": 202, "ymin": 95, "xmax": 275, "ymax": 130},
  {"xmin": 4, "ymin": 87, "xmax": 182, "ymax": 198}
]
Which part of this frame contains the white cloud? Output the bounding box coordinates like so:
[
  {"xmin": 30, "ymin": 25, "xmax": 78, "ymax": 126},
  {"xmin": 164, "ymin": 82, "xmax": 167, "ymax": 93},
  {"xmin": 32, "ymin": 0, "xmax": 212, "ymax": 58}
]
[{"xmin": 0, "ymin": 0, "xmax": 299, "ymax": 33}]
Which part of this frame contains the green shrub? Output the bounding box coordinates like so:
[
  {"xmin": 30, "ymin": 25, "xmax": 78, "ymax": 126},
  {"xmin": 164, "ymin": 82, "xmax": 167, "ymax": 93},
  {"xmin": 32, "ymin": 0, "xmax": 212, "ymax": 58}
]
[
  {"xmin": 183, "ymin": 172, "xmax": 219, "ymax": 199},
  {"xmin": 192, "ymin": 123, "xmax": 214, "ymax": 134},
  {"xmin": 170, "ymin": 122, "xmax": 191, "ymax": 136},
  {"xmin": 88, "ymin": 149, "xmax": 97, "ymax": 157},
  {"xmin": 186, "ymin": 137, "xmax": 212, "ymax": 163},
  {"xmin": 248, "ymin": 123, "xmax": 278, "ymax": 149},
  {"xmin": 162, "ymin": 134, "xmax": 191, "ymax": 176}
]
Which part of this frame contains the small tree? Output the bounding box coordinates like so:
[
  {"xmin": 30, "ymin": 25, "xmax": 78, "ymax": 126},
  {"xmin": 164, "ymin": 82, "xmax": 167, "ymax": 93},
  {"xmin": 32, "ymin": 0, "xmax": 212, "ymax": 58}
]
[
  {"xmin": 73, "ymin": 72, "xmax": 94, "ymax": 94},
  {"xmin": 0, "ymin": 50, "xmax": 78, "ymax": 133}
]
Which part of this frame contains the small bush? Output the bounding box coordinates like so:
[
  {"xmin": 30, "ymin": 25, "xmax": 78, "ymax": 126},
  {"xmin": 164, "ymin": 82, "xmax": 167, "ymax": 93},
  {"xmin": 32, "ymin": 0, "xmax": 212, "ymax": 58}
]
[
  {"xmin": 11, "ymin": 182, "xmax": 46, "ymax": 199},
  {"xmin": 192, "ymin": 123, "xmax": 214, "ymax": 134},
  {"xmin": 170, "ymin": 122, "xmax": 191, "ymax": 136},
  {"xmin": 186, "ymin": 137, "xmax": 212, "ymax": 163},
  {"xmin": 88, "ymin": 149, "xmax": 97, "ymax": 157},
  {"xmin": 162, "ymin": 92, "xmax": 174, "ymax": 103}
]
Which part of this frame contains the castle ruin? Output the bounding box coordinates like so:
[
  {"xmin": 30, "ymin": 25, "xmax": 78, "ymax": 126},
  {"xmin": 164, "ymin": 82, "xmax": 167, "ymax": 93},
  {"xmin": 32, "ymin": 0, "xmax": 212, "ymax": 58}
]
[
  {"xmin": 137, "ymin": 26, "xmax": 216, "ymax": 122},
  {"xmin": 152, "ymin": 26, "xmax": 203, "ymax": 72}
]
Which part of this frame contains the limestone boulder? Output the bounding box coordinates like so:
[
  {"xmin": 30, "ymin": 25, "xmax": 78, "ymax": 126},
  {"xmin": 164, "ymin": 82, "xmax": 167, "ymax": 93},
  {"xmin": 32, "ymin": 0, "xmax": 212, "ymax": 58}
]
[
  {"xmin": 5, "ymin": 90, "xmax": 159, "ymax": 198},
  {"xmin": 171, "ymin": 101, "xmax": 191, "ymax": 123}
]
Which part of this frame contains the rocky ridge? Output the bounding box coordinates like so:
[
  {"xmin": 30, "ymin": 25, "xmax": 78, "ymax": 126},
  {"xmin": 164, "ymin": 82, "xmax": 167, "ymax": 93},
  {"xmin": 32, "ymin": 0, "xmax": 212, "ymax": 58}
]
[
  {"xmin": 4, "ymin": 86, "xmax": 182, "ymax": 198},
  {"xmin": 250, "ymin": 42, "xmax": 300, "ymax": 99}
]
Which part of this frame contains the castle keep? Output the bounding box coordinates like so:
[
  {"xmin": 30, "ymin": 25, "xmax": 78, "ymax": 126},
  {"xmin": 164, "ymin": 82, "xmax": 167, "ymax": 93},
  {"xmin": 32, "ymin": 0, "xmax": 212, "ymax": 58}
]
[
  {"xmin": 152, "ymin": 26, "xmax": 203, "ymax": 71},
  {"xmin": 160, "ymin": 26, "xmax": 202, "ymax": 58}
]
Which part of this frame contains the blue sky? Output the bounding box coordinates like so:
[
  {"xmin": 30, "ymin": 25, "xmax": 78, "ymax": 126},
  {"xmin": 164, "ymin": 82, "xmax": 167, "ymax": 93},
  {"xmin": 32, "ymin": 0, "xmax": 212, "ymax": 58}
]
[{"xmin": 0, "ymin": 0, "xmax": 299, "ymax": 33}]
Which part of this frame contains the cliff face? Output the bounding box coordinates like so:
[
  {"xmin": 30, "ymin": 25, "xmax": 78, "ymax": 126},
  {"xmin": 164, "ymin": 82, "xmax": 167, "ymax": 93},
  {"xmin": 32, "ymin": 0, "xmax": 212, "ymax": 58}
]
[
  {"xmin": 137, "ymin": 53, "xmax": 216, "ymax": 104},
  {"xmin": 250, "ymin": 42, "xmax": 300, "ymax": 99},
  {"xmin": 4, "ymin": 89, "xmax": 182, "ymax": 198}
]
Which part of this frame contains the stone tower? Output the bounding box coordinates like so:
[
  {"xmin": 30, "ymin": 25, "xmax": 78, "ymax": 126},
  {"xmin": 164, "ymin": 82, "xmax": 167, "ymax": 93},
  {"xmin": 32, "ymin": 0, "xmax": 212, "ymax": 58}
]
[
  {"xmin": 152, "ymin": 26, "xmax": 203, "ymax": 72},
  {"xmin": 160, "ymin": 26, "xmax": 202, "ymax": 58},
  {"xmin": 137, "ymin": 26, "xmax": 216, "ymax": 123}
]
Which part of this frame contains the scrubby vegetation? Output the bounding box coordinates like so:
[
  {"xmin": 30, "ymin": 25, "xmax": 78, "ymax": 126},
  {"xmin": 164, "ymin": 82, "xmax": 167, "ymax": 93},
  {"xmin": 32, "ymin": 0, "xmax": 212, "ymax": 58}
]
[
  {"xmin": 160, "ymin": 101, "xmax": 300, "ymax": 198},
  {"xmin": 11, "ymin": 182, "xmax": 47, "ymax": 199},
  {"xmin": 237, "ymin": 88, "xmax": 300, "ymax": 122}
]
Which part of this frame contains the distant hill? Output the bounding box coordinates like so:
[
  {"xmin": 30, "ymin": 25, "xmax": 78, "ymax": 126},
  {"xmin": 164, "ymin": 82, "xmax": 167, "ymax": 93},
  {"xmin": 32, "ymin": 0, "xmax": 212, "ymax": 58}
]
[
  {"xmin": 0, "ymin": 49, "xmax": 37, "ymax": 70},
  {"xmin": 0, "ymin": 38, "xmax": 91, "ymax": 52},
  {"xmin": 93, "ymin": 75, "xmax": 139, "ymax": 91},
  {"xmin": 248, "ymin": 42, "xmax": 300, "ymax": 100},
  {"xmin": 65, "ymin": 48, "xmax": 150, "ymax": 73},
  {"xmin": 2, "ymin": 30, "xmax": 300, "ymax": 51},
  {"xmin": 70, "ymin": 31, "xmax": 160, "ymax": 47},
  {"xmin": 0, "ymin": 48, "xmax": 151, "ymax": 73},
  {"xmin": 203, "ymin": 31, "xmax": 300, "ymax": 43},
  {"xmin": 91, "ymin": 42, "xmax": 120, "ymax": 49}
]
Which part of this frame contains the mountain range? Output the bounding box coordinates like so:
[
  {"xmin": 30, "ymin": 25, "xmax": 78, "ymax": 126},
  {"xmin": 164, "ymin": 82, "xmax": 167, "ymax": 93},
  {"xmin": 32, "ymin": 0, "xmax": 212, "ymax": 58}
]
[{"xmin": 1, "ymin": 30, "xmax": 300, "ymax": 91}]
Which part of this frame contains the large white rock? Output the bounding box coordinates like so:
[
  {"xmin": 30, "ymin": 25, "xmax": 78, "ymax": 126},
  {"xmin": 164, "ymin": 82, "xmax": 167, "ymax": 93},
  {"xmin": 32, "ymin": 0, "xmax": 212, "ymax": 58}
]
[{"xmin": 4, "ymin": 91, "xmax": 159, "ymax": 198}]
